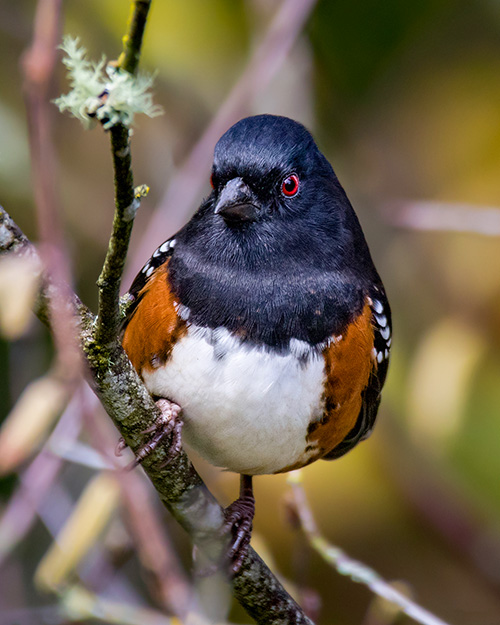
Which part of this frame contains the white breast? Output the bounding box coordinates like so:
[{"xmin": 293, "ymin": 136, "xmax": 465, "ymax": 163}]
[{"xmin": 142, "ymin": 325, "xmax": 326, "ymax": 475}]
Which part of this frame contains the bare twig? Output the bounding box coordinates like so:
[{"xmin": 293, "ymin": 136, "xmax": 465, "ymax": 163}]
[
  {"xmin": 128, "ymin": 0, "xmax": 318, "ymax": 277},
  {"xmin": 81, "ymin": 389, "xmax": 193, "ymax": 618},
  {"xmin": 22, "ymin": 0, "xmax": 81, "ymax": 379},
  {"xmin": 0, "ymin": 398, "xmax": 82, "ymax": 565},
  {"xmin": 288, "ymin": 471, "xmax": 451, "ymax": 625},
  {"xmin": 117, "ymin": 0, "xmax": 153, "ymax": 75},
  {"xmin": 384, "ymin": 200, "xmax": 500, "ymax": 237}
]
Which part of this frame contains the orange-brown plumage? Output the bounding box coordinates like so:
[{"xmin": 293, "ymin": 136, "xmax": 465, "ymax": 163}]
[
  {"xmin": 277, "ymin": 302, "xmax": 376, "ymax": 473},
  {"xmin": 122, "ymin": 262, "xmax": 186, "ymax": 375},
  {"xmin": 311, "ymin": 302, "xmax": 375, "ymax": 453}
]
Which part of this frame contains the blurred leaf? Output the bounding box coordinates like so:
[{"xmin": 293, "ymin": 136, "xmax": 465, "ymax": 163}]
[
  {"xmin": 61, "ymin": 584, "xmax": 179, "ymax": 625},
  {"xmin": 0, "ymin": 254, "xmax": 40, "ymax": 339},
  {"xmin": 407, "ymin": 318, "xmax": 485, "ymax": 451},
  {"xmin": 0, "ymin": 373, "xmax": 68, "ymax": 475},
  {"xmin": 0, "ymin": 101, "xmax": 31, "ymax": 197},
  {"xmin": 35, "ymin": 472, "xmax": 121, "ymax": 591}
]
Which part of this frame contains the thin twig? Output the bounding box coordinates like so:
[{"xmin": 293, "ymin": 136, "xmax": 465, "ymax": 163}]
[
  {"xmin": 288, "ymin": 471, "xmax": 452, "ymax": 625},
  {"xmin": 384, "ymin": 200, "xmax": 500, "ymax": 237},
  {"xmin": 81, "ymin": 389, "xmax": 193, "ymax": 618},
  {"xmin": 117, "ymin": 0, "xmax": 152, "ymax": 75},
  {"xmin": 94, "ymin": 1, "xmax": 152, "ymax": 345},
  {"xmin": 128, "ymin": 0, "xmax": 317, "ymax": 277},
  {"xmin": 0, "ymin": 398, "xmax": 82, "ymax": 566},
  {"xmin": 22, "ymin": 0, "xmax": 81, "ymax": 379},
  {"xmin": 95, "ymin": 124, "xmax": 136, "ymax": 344}
]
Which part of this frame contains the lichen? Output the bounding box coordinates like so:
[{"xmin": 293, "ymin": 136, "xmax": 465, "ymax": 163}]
[{"xmin": 54, "ymin": 36, "xmax": 162, "ymax": 129}]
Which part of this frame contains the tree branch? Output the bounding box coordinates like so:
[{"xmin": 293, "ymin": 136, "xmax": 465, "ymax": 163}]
[{"xmin": 0, "ymin": 203, "xmax": 313, "ymax": 624}]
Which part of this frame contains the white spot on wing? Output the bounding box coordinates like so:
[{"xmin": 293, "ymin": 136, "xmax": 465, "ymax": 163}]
[
  {"xmin": 177, "ymin": 304, "xmax": 190, "ymax": 321},
  {"xmin": 372, "ymin": 299, "xmax": 384, "ymax": 314},
  {"xmin": 380, "ymin": 326, "xmax": 391, "ymax": 340}
]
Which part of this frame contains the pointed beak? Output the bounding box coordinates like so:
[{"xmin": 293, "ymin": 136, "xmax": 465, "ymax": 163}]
[{"xmin": 214, "ymin": 177, "xmax": 260, "ymax": 223}]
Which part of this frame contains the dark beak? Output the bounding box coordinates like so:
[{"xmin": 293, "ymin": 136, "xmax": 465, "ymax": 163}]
[{"xmin": 214, "ymin": 177, "xmax": 260, "ymax": 223}]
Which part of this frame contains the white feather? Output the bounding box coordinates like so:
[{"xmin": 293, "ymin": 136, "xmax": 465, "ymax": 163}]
[{"xmin": 142, "ymin": 325, "xmax": 325, "ymax": 475}]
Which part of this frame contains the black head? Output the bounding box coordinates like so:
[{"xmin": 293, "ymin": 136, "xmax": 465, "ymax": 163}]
[
  {"xmin": 179, "ymin": 114, "xmax": 373, "ymax": 274},
  {"xmin": 210, "ymin": 114, "xmax": 335, "ymax": 227}
]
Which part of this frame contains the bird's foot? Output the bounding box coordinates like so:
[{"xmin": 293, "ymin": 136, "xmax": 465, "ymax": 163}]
[
  {"xmin": 116, "ymin": 399, "xmax": 183, "ymax": 469},
  {"xmin": 223, "ymin": 475, "xmax": 255, "ymax": 575}
]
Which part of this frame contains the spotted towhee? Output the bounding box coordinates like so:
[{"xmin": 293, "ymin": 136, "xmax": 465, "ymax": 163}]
[{"xmin": 122, "ymin": 114, "xmax": 391, "ymax": 571}]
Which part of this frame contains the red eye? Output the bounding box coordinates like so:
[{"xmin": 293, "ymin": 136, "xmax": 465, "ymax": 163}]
[
  {"xmin": 281, "ymin": 174, "xmax": 299, "ymax": 197},
  {"xmin": 210, "ymin": 173, "xmax": 215, "ymax": 189}
]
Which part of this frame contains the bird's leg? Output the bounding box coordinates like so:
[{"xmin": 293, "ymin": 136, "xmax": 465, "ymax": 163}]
[
  {"xmin": 223, "ymin": 474, "xmax": 255, "ymax": 574},
  {"xmin": 116, "ymin": 398, "xmax": 183, "ymax": 469}
]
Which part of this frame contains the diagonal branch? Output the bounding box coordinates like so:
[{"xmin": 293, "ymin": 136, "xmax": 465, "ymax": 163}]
[
  {"xmin": 288, "ymin": 471, "xmax": 449, "ymax": 625},
  {"xmin": 0, "ymin": 203, "xmax": 313, "ymax": 624}
]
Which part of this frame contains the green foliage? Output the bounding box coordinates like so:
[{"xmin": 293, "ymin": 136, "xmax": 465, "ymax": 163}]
[{"xmin": 54, "ymin": 36, "xmax": 162, "ymax": 129}]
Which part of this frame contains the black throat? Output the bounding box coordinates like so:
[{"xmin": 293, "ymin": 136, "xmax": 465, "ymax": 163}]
[{"xmin": 166, "ymin": 209, "xmax": 369, "ymax": 350}]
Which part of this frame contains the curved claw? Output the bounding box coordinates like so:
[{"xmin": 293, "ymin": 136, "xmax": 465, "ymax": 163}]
[
  {"xmin": 122, "ymin": 399, "xmax": 183, "ymax": 470},
  {"xmin": 223, "ymin": 475, "xmax": 255, "ymax": 575},
  {"xmin": 115, "ymin": 437, "xmax": 127, "ymax": 457}
]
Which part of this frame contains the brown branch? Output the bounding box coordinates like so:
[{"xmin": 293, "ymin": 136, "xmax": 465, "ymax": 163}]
[
  {"xmin": 0, "ymin": 204, "xmax": 313, "ymax": 624},
  {"xmin": 22, "ymin": 0, "xmax": 81, "ymax": 379}
]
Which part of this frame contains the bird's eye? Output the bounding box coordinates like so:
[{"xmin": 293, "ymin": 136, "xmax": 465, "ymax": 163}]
[
  {"xmin": 281, "ymin": 174, "xmax": 299, "ymax": 197},
  {"xmin": 210, "ymin": 173, "xmax": 215, "ymax": 189}
]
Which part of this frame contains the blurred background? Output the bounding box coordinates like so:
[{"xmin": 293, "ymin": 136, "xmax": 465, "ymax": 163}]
[{"xmin": 1, "ymin": 1, "xmax": 500, "ymax": 624}]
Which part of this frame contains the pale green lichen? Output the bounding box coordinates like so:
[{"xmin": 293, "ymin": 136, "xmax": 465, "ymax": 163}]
[{"xmin": 54, "ymin": 36, "xmax": 162, "ymax": 129}]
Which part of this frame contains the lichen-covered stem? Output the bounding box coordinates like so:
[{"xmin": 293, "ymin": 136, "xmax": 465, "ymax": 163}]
[
  {"xmin": 95, "ymin": 124, "xmax": 135, "ymax": 345},
  {"xmin": 94, "ymin": 0, "xmax": 152, "ymax": 345}
]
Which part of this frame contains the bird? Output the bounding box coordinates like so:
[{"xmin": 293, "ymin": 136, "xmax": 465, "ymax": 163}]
[{"xmin": 121, "ymin": 114, "xmax": 391, "ymax": 572}]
